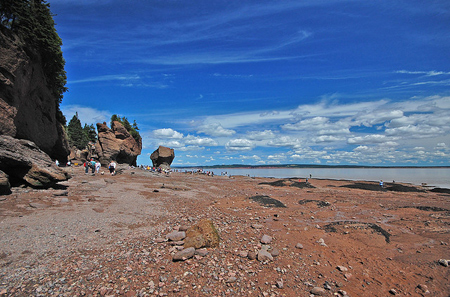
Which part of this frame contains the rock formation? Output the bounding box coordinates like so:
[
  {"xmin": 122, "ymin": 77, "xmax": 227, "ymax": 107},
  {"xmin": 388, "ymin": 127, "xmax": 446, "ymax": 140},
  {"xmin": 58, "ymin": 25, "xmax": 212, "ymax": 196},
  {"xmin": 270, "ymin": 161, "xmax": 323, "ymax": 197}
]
[
  {"xmin": 0, "ymin": 135, "xmax": 70, "ymax": 190},
  {"xmin": 95, "ymin": 121, "xmax": 142, "ymax": 166},
  {"xmin": 0, "ymin": 29, "xmax": 70, "ymax": 162},
  {"xmin": 150, "ymin": 146, "xmax": 175, "ymax": 169}
]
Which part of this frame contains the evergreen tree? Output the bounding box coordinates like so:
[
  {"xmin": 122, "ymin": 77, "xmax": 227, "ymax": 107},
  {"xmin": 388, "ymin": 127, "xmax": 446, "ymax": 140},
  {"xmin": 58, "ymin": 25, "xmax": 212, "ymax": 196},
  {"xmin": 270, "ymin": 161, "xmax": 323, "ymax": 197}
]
[
  {"xmin": 83, "ymin": 124, "xmax": 97, "ymax": 143},
  {"xmin": 67, "ymin": 113, "xmax": 88, "ymax": 149}
]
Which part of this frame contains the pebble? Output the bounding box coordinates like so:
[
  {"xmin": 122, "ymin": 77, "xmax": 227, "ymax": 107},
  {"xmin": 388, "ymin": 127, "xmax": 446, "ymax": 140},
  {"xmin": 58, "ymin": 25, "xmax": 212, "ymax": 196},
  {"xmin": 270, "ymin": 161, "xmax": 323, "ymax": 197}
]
[
  {"xmin": 337, "ymin": 265, "xmax": 348, "ymax": 272},
  {"xmin": 257, "ymin": 249, "xmax": 273, "ymax": 262},
  {"xmin": 295, "ymin": 243, "xmax": 304, "ymax": 249},
  {"xmin": 172, "ymin": 247, "xmax": 195, "ymax": 261},
  {"xmin": 438, "ymin": 259, "xmax": 449, "ymax": 267},
  {"xmin": 270, "ymin": 248, "xmax": 280, "ymax": 257},
  {"xmin": 310, "ymin": 286, "xmax": 326, "ymax": 295},
  {"xmin": 248, "ymin": 251, "xmax": 257, "ymax": 260},
  {"xmin": 195, "ymin": 248, "xmax": 209, "ymax": 257},
  {"xmin": 166, "ymin": 231, "xmax": 186, "ymax": 241},
  {"xmin": 260, "ymin": 234, "xmax": 272, "ymax": 244},
  {"xmin": 252, "ymin": 224, "xmax": 264, "ymax": 229}
]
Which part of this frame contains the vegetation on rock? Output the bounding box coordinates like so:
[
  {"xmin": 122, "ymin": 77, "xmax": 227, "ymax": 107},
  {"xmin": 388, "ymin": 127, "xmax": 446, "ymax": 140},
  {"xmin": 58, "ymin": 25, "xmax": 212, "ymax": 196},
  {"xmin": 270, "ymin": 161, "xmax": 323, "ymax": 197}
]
[
  {"xmin": 110, "ymin": 114, "xmax": 141, "ymax": 143},
  {"xmin": 0, "ymin": 0, "xmax": 67, "ymax": 124}
]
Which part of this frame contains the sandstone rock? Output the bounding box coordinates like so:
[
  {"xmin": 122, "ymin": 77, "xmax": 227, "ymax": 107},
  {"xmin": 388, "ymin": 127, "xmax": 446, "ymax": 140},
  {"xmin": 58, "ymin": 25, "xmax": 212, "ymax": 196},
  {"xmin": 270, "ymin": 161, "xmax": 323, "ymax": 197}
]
[
  {"xmin": 438, "ymin": 259, "xmax": 449, "ymax": 267},
  {"xmin": 295, "ymin": 243, "xmax": 304, "ymax": 249},
  {"xmin": 257, "ymin": 249, "xmax": 273, "ymax": 262},
  {"xmin": 337, "ymin": 265, "xmax": 348, "ymax": 272},
  {"xmin": 150, "ymin": 146, "xmax": 175, "ymax": 169},
  {"xmin": 0, "ymin": 170, "xmax": 11, "ymax": 195},
  {"xmin": 0, "ymin": 135, "xmax": 70, "ymax": 189},
  {"xmin": 184, "ymin": 219, "xmax": 220, "ymax": 249},
  {"xmin": 166, "ymin": 231, "xmax": 186, "ymax": 241},
  {"xmin": 0, "ymin": 30, "xmax": 69, "ymax": 161},
  {"xmin": 173, "ymin": 247, "xmax": 195, "ymax": 261},
  {"xmin": 248, "ymin": 251, "xmax": 257, "ymax": 260},
  {"xmin": 95, "ymin": 121, "xmax": 142, "ymax": 166}
]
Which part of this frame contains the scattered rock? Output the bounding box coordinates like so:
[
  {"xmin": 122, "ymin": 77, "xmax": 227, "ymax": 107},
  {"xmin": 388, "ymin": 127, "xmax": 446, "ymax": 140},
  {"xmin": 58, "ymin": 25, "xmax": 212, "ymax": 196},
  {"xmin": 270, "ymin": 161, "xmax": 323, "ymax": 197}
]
[
  {"xmin": 438, "ymin": 259, "xmax": 449, "ymax": 267},
  {"xmin": 248, "ymin": 251, "xmax": 257, "ymax": 260},
  {"xmin": 166, "ymin": 231, "xmax": 186, "ymax": 241},
  {"xmin": 172, "ymin": 247, "xmax": 195, "ymax": 261},
  {"xmin": 260, "ymin": 234, "xmax": 272, "ymax": 244},
  {"xmin": 295, "ymin": 243, "xmax": 304, "ymax": 249},
  {"xmin": 310, "ymin": 286, "xmax": 326, "ymax": 295},
  {"xmin": 337, "ymin": 265, "xmax": 348, "ymax": 272},
  {"xmin": 257, "ymin": 249, "xmax": 273, "ymax": 262}
]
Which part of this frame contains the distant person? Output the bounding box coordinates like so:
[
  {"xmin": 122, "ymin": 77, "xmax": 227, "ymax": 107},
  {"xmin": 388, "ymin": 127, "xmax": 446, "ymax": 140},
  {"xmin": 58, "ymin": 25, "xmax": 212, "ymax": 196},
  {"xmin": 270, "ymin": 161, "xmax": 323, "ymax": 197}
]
[
  {"xmin": 379, "ymin": 180, "xmax": 384, "ymax": 188},
  {"xmin": 55, "ymin": 160, "xmax": 59, "ymax": 167},
  {"xmin": 109, "ymin": 160, "xmax": 116, "ymax": 175},
  {"xmin": 90, "ymin": 159, "xmax": 96, "ymax": 174},
  {"xmin": 95, "ymin": 161, "xmax": 101, "ymax": 173}
]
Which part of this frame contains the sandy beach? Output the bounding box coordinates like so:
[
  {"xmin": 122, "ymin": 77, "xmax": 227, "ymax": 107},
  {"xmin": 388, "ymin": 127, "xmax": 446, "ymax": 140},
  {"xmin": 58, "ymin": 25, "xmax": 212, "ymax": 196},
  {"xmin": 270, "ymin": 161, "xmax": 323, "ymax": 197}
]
[{"xmin": 1, "ymin": 165, "xmax": 449, "ymax": 296}]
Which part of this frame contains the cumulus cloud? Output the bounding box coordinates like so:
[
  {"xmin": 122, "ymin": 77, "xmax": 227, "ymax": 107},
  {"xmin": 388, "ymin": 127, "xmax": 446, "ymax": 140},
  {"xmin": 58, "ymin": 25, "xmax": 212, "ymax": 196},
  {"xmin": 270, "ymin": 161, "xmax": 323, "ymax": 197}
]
[
  {"xmin": 198, "ymin": 123, "xmax": 236, "ymax": 137},
  {"xmin": 355, "ymin": 110, "xmax": 404, "ymax": 127},
  {"xmin": 153, "ymin": 128, "xmax": 183, "ymax": 139},
  {"xmin": 61, "ymin": 105, "xmax": 110, "ymax": 125},
  {"xmin": 347, "ymin": 134, "xmax": 390, "ymax": 144},
  {"xmin": 184, "ymin": 135, "xmax": 218, "ymax": 146},
  {"xmin": 225, "ymin": 139, "xmax": 255, "ymax": 151},
  {"xmin": 246, "ymin": 130, "xmax": 276, "ymax": 140}
]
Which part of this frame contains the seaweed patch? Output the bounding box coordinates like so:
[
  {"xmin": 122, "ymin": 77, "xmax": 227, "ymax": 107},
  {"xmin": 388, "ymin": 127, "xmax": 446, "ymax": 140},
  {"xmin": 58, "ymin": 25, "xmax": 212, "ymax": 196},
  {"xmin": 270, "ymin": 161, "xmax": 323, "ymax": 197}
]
[
  {"xmin": 249, "ymin": 195, "xmax": 287, "ymax": 208},
  {"xmin": 324, "ymin": 221, "xmax": 391, "ymax": 243}
]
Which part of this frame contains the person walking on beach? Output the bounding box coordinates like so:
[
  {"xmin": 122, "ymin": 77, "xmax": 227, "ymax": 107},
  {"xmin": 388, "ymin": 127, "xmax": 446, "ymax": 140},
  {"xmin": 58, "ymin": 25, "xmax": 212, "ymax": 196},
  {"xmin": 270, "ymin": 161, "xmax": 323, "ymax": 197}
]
[
  {"xmin": 379, "ymin": 180, "xmax": 384, "ymax": 188},
  {"xmin": 95, "ymin": 161, "xmax": 101, "ymax": 173},
  {"xmin": 108, "ymin": 160, "xmax": 116, "ymax": 175}
]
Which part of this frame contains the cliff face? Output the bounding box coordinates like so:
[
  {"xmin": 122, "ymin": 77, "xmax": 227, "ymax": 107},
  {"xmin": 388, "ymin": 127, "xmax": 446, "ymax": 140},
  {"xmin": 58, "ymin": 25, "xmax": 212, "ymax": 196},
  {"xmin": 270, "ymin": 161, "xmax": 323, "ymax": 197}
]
[
  {"xmin": 95, "ymin": 121, "xmax": 142, "ymax": 166},
  {"xmin": 0, "ymin": 29, "xmax": 69, "ymax": 161}
]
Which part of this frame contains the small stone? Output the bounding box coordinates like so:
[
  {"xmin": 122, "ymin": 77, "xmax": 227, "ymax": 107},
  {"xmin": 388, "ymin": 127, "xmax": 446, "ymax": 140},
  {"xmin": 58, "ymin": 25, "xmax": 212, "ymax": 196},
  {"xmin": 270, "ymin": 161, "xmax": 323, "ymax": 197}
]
[
  {"xmin": 166, "ymin": 231, "xmax": 186, "ymax": 241},
  {"xmin": 389, "ymin": 288, "xmax": 398, "ymax": 295},
  {"xmin": 257, "ymin": 249, "xmax": 273, "ymax": 262},
  {"xmin": 252, "ymin": 224, "xmax": 264, "ymax": 229},
  {"xmin": 239, "ymin": 251, "xmax": 248, "ymax": 258},
  {"xmin": 438, "ymin": 259, "xmax": 449, "ymax": 267},
  {"xmin": 225, "ymin": 277, "xmax": 237, "ymax": 283},
  {"xmin": 261, "ymin": 234, "xmax": 272, "ymax": 244},
  {"xmin": 154, "ymin": 237, "xmax": 166, "ymax": 243},
  {"xmin": 270, "ymin": 248, "xmax": 280, "ymax": 257},
  {"xmin": 248, "ymin": 251, "xmax": 257, "ymax": 260},
  {"xmin": 310, "ymin": 286, "xmax": 326, "ymax": 295},
  {"xmin": 337, "ymin": 265, "xmax": 348, "ymax": 272},
  {"xmin": 195, "ymin": 248, "xmax": 209, "ymax": 257},
  {"xmin": 295, "ymin": 243, "xmax": 304, "ymax": 249},
  {"xmin": 276, "ymin": 279, "xmax": 284, "ymax": 289},
  {"xmin": 172, "ymin": 247, "xmax": 195, "ymax": 261}
]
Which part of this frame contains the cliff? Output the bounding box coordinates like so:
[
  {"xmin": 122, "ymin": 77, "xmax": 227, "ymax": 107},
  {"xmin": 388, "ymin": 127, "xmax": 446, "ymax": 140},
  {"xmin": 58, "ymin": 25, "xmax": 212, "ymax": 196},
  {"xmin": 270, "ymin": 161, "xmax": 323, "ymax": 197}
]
[{"xmin": 0, "ymin": 29, "xmax": 69, "ymax": 161}]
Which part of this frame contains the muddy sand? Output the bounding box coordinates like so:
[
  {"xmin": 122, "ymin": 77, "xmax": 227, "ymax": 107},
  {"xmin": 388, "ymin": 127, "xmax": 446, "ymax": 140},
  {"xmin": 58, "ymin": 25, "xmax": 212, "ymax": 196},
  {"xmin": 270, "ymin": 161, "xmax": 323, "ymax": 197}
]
[{"xmin": 0, "ymin": 166, "xmax": 449, "ymax": 296}]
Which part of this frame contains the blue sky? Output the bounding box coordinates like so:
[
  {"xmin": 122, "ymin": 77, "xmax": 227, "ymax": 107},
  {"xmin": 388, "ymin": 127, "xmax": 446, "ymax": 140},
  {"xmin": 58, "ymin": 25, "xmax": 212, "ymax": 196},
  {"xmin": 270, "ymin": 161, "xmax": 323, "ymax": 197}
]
[{"xmin": 51, "ymin": 0, "xmax": 450, "ymax": 166}]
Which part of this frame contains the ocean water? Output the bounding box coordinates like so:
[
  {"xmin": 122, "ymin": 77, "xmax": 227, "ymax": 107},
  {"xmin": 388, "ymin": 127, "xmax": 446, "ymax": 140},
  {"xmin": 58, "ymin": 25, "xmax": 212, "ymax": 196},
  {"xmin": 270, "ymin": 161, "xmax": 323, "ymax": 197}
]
[{"xmin": 186, "ymin": 167, "xmax": 450, "ymax": 189}]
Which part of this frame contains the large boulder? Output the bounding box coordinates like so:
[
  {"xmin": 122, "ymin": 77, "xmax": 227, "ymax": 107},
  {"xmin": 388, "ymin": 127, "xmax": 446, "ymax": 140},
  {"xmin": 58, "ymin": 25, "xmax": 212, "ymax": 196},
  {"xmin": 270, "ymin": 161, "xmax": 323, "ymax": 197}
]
[
  {"xmin": 0, "ymin": 170, "xmax": 11, "ymax": 195},
  {"xmin": 150, "ymin": 146, "xmax": 175, "ymax": 169},
  {"xmin": 95, "ymin": 121, "xmax": 142, "ymax": 166},
  {"xmin": 0, "ymin": 135, "xmax": 70, "ymax": 190},
  {"xmin": 0, "ymin": 30, "xmax": 69, "ymax": 162}
]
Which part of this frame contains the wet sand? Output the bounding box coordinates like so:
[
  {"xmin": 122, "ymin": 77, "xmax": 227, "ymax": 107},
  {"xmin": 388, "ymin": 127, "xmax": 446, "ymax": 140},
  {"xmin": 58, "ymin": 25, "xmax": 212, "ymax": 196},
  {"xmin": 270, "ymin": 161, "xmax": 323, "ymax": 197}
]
[{"xmin": 0, "ymin": 166, "xmax": 449, "ymax": 296}]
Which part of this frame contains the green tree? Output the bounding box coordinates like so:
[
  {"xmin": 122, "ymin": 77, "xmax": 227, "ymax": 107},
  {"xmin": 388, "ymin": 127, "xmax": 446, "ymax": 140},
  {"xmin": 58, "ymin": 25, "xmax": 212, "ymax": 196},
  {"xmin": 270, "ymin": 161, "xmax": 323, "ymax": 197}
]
[
  {"xmin": 110, "ymin": 114, "xmax": 141, "ymax": 143},
  {"xmin": 0, "ymin": 0, "xmax": 67, "ymax": 124},
  {"xmin": 83, "ymin": 124, "xmax": 97, "ymax": 143},
  {"xmin": 67, "ymin": 113, "xmax": 88, "ymax": 149}
]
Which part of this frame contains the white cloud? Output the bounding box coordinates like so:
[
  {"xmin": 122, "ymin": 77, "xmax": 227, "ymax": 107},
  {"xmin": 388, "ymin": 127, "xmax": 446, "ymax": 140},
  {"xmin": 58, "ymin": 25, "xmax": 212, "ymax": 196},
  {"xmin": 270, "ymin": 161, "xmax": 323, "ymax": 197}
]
[
  {"xmin": 225, "ymin": 139, "xmax": 255, "ymax": 151},
  {"xmin": 153, "ymin": 128, "xmax": 183, "ymax": 139},
  {"xmin": 198, "ymin": 123, "xmax": 236, "ymax": 137},
  {"xmin": 61, "ymin": 105, "xmax": 111, "ymax": 125},
  {"xmin": 184, "ymin": 135, "xmax": 218, "ymax": 146},
  {"xmin": 355, "ymin": 110, "xmax": 404, "ymax": 127},
  {"xmin": 246, "ymin": 130, "xmax": 276, "ymax": 140},
  {"xmin": 347, "ymin": 134, "xmax": 390, "ymax": 144}
]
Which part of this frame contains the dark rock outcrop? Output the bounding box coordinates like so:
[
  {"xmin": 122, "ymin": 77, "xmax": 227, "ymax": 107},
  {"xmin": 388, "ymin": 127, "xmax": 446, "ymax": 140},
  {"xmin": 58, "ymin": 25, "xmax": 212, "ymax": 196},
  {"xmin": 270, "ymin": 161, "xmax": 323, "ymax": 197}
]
[
  {"xmin": 0, "ymin": 170, "xmax": 11, "ymax": 195},
  {"xmin": 150, "ymin": 146, "xmax": 175, "ymax": 169},
  {"xmin": 95, "ymin": 121, "xmax": 142, "ymax": 166},
  {"xmin": 0, "ymin": 30, "xmax": 70, "ymax": 162},
  {"xmin": 0, "ymin": 135, "xmax": 70, "ymax": 190}
]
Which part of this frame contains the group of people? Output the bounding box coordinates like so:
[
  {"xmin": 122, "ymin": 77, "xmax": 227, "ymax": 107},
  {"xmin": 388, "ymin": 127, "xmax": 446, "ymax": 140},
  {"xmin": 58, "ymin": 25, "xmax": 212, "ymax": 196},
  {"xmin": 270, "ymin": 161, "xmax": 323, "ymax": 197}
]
[{"xmin": 82, "ymin": 159, "xmax": 117, "ymax": 175}]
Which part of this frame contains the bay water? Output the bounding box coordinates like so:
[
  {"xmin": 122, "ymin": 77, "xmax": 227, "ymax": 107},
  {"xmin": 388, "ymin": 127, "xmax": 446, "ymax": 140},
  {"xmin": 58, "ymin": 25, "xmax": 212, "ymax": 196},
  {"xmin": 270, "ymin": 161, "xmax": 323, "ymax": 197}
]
[{"xmin": 191, "ymin": 167, "xmax": 450, "ymax": 189}]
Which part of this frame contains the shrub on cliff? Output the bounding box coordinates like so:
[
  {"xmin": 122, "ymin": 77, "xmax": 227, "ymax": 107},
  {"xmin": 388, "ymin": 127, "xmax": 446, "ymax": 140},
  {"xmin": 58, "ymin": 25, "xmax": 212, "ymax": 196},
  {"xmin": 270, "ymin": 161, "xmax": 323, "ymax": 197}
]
[
  {"xmin": 0, "ymin": 0, "xmax": 67, "ymax": 124},
  {"xmin": 110, "ymin": 114, "xmax": 141, "ymax": 144}
]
